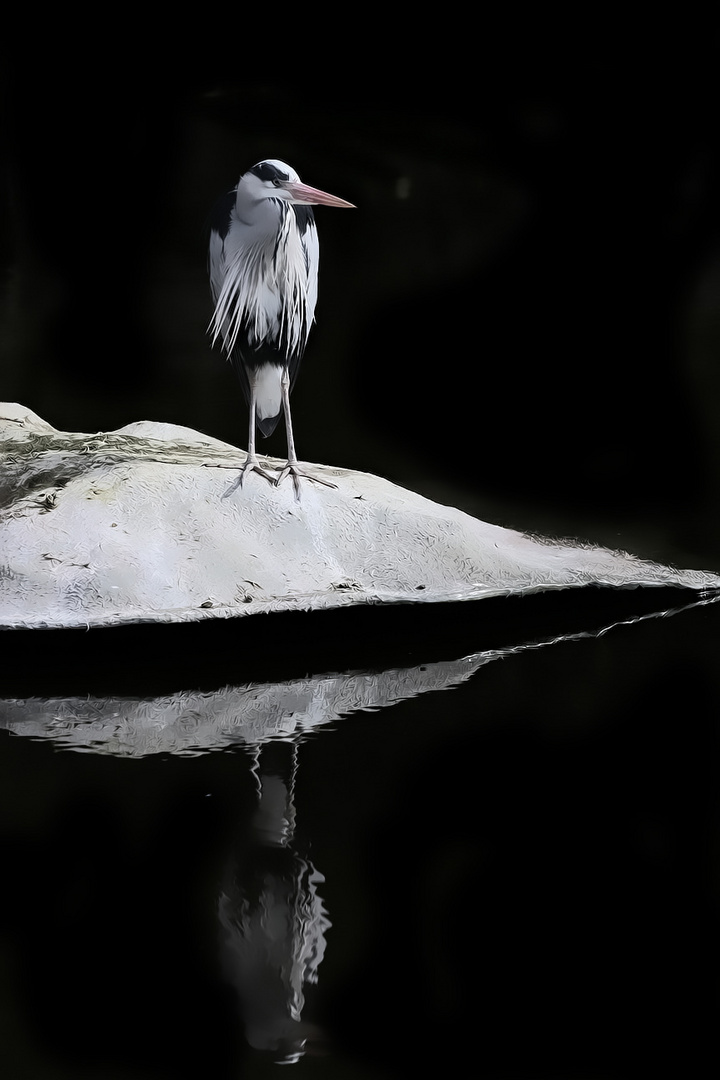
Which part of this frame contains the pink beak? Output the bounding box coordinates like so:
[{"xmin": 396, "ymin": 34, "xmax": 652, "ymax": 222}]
[{"xmin": 284, "ymin": 180, "xmax": 355, "ymax": 209}]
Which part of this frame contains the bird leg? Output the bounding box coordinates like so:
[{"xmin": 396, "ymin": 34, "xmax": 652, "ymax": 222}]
[
  {"xmin": 239, "ymin": 375, "xmax": 276, "ymax": 487},
  {"xmin": 276, "ymin": 370, "xmax": 337, "ymax": 498}
]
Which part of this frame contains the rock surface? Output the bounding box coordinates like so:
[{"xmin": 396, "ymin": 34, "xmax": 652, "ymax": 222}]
[{"xmin": 1, "ymin": 403, "xmax": 718, "ymax": 629}]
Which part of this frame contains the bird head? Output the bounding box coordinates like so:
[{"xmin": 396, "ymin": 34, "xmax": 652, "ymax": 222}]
[{"xmin": 241, "ymin": 159, "xmax": 355, "ymax": 209}]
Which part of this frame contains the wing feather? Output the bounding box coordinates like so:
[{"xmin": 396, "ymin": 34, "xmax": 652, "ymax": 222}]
[{"xmin": 207, "ymin": 191, "xmax": 319, "ymax": 438}]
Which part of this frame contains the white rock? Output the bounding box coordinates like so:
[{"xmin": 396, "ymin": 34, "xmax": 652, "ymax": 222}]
[{"xmin": 1, "ymin": 402, "xmax": 718, "ymax": 629}]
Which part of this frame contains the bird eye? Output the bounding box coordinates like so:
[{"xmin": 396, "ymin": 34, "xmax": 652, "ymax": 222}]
[{"xmin": 272, "ymin": 179, "xmax": 282, "ymax": 188}]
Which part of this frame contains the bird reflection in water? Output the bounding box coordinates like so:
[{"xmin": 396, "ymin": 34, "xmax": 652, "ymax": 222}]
[{"xmin": 218, "ymin": 740, "xmax": 330, "ymax": 1063}]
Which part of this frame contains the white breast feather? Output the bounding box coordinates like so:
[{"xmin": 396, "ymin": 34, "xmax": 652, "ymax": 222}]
[{"xmin": 209, "ymin": 208, "xmax": 318, "ymax": 361}]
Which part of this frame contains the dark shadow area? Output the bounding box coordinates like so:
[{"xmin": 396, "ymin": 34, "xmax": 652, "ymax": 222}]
[
  {"xmin": 3, "ymin": 55, "xmax": 720, "ymax": 531},
  {"xmin": 0, "ymin": 585, "xmax": 712, "ymax": 698}
]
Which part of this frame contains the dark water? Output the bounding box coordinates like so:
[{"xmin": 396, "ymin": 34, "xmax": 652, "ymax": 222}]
[
  {"xmin": 1, "ymin": 589, "xmax": 718, "ymax": 1078},
  {"xmin": 2, "ymin": 57, "xmax": 720, "ymax": 1078}
]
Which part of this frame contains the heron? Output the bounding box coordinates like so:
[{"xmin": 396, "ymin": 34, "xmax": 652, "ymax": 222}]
[{"xmin": 208, "ymin": 159, "xmax": 354, "ymax": 497}]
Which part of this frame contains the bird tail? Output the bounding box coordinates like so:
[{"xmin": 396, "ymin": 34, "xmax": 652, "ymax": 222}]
[
  {"xmin": 229, "ymin": 351, "xmax": 287, "ymax": 440},
  {"xmin": 256, "ymin": 413, "xmax": 282, "ymax": 439}
]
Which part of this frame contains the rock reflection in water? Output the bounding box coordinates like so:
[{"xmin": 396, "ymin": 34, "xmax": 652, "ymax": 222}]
[
  {"xmin": 0, "ymin": 656, "xmax": 484, "ymax": 756},
  {"xmin": 0, "ymin": 596, "xmax": 716, "ymax": 757}
]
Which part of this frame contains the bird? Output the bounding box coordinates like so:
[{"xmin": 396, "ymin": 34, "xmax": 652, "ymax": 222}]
[{"xmin": 208, "ymin": 159, "xmax": 354, "ymax": 497}]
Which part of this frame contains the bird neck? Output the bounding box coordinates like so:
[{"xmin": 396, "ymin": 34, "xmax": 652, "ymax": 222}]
[{"xmin": 235, "ymin": 187, "xmax": 287, "ymax": 232}]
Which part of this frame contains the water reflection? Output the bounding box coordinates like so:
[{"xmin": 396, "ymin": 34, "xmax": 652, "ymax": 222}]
[
  {"xmin": 0, "ymin": 655, "xmax": 482, "ymax": 755},
  {"xmin": 0, "ymin": 594, "xmax": 716, "ymax": 756},
  {"xmin": 0, "ymin": 593, "xmax": 716, "ymax": 1065},
  {"xmin": 219, "ymin": 743, "xmax": 330, "ymax": 1062}
]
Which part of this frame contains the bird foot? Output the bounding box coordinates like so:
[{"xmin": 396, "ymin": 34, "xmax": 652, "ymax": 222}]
[
  {"xmin": 238, "ymin": 457, "xmax": 276, "ymax": 487},
  {"xmin": 276, "ymin": 462, "xmax": 338, "ymax": 500}
]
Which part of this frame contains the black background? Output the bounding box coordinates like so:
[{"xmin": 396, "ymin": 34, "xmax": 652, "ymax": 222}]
[
  {"xmin": 3, "ymin": 41, "xmax": 720, "ymax": 545},
  {"xmin": 2, "ymin": 29, "xmax": 720, "ymax": 1080}
]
